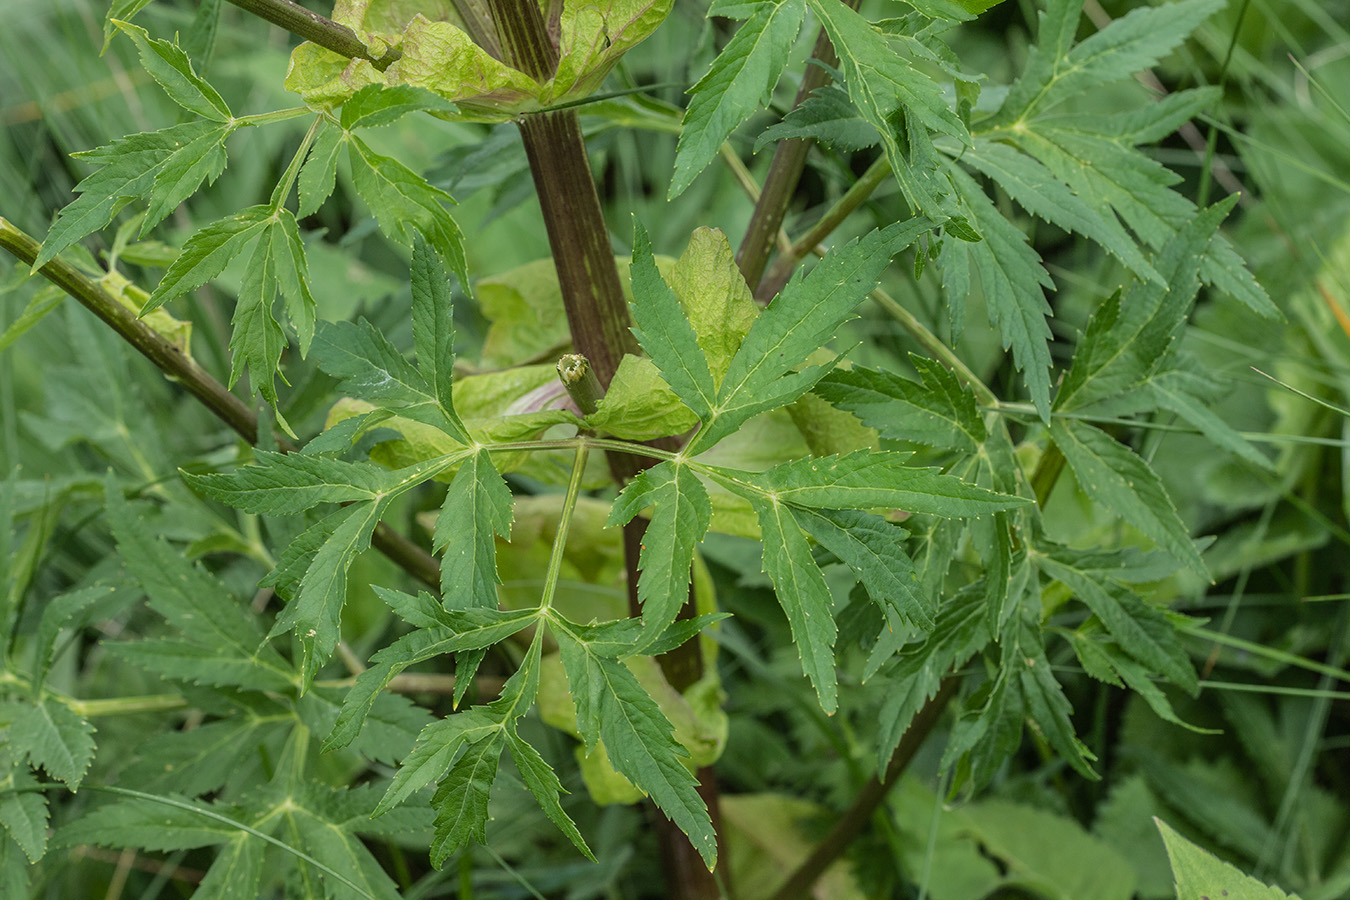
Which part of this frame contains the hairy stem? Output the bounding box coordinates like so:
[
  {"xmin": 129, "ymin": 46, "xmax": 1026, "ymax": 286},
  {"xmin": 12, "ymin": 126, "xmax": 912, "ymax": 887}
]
[
  {"xmin": 0, "ymin": 217, "xmax": 440, "ymax": 591},
  {"xmin": 223, "ymin": 0, "xmax": 401, "ymax": 69}
]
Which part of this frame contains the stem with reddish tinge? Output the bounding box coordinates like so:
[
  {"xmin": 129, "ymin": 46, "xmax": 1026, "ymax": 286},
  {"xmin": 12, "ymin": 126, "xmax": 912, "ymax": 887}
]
[{"xmin": 223, "ymin": 0, "xmax": 401, "ymax": 69}]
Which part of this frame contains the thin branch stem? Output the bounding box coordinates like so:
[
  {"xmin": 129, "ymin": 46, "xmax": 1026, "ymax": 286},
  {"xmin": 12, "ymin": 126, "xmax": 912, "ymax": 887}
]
[
  {"xmin": 0, "ymin": 216, "xmax": 440, "ymax": 591},
  {"xmin": 867, "ymin": 286, "xmax": 998, "ymax": 408},
  {"xmin": 222, "ymin": 0, "xmax": 401, "ymax": 70}
]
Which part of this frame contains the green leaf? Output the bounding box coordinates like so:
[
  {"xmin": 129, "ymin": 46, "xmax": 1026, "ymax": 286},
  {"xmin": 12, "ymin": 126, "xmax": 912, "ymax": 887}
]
[
  {"xmin": 141, "ymin": 123, "xmax": 231, "ymax": 233},
  {"xmin": 961, "ymin": 138, "xmax": 1159, "ymax": 283},
  {"xmin": 109, "ymin": 639, "xmax": 292, "ymax": 692},
  {"xmin": 995, "ymin": 0, "xmax": 1223, "ymax": 124},
  {"xmin": 185, "ymin": 449, "xmax": 428, "ymax": 516},
  {"xmin": 796, "ymin": 507, "xmax": 929, "ymax": 630},
  {"xmin": 1156, "ymin": 818, "xmax": 1301, "ymax": 900},
  {"xmin": 374, "ymin": 709, "xmax": 498, "ymax": 817},
  {"xmin": 505, "ymin": 722, "xmax": 595, "ymax": 860},
  {"xmin": 103, "ymin": 0, "xmax": 156, "ymax": 50},
  {"xmin": 347, "ymin": 134, "xmax": 469, "ymax": 290},
  {"xmin": 755, "ymin": 82, "xmax": 878, "ymax": 153},
  {"xmin": 340, "ymin": 84, "xmax": 458, "ymax": 130},
  {"xmin": 311, "ymin": 318, "xmax": 466, "ymax": 439},
  {"xmin": 628, "ymin": 221, "xmax": 718, "ymax": 420},
  {"xmin": 1018, "ymin": 630, "xmax": 1097, "ymax": 779},
  {"xmin": 1049, "ymin": 418, "xmax": 1207, "ymax": 578},
  {"xmin": 747, "ymin": 450, "xmax": 1029, "ymax": 517},
  {"xmin": 433, "ymin": 448, "xmax": 513, "ymax": 608},
  {"xmin": 192, "ymin": 835, "xmax": 264, "ymax": 900},
  {"xmin": 1055, "ymin": 196, "xmax": 1237, "ymax": 413},
  {"xmin": 290, "ymin": 809, "xmax": 404, "ymax": 900},
  {"xmin": 33, "ymin": 585, "xmax": 121, "ymax": 686},
  {"xmin": 817, "ymin": 356, "xmax": 987, "ymax": 452},
  {"xmin": 410, "ymin": 235, "xmax": 469, "ymax": 442},
  {"xmin": 751, "ymin": 496, "xmax": 838, "ymax": 712},
  {"xmin": 10, "ymin": 698, "xmax": 95, "ymax": 791},
  {"xmin": 324, "ymin": 608, "xmax": 539, "ymax": 751},
  {"xmin": 146, "ymin": 205, "xmax": 271, "ymax": 311},
  {"xmin": 35, "ymin": 123, "xmax": 234, "ymax": 269},
  {"xmin": 584, "ymin": 355, "xmax": 701, "ymax": 440},
  {"xmin": 229, "ymin": 233, "xmax": 292, "ymax": 407},
  {"xmin": 692, "ymin": 219, "xmax": 935, "ymax": 451},
  {"xmin": 270, "ymin": 208, "xmax": 318, "ymax": 355},
  {"xmin": 939, "ymin": 164, "xmax": 1054, "ymax": 419},
  {"xmin": 1038, "ymin": 552, "xmax": 1196, "ymax": 693},
  {"xmin": 1143, "ymin": 371, "xmax": 1275, "ymax": 472},
  {"xmin": 607, "ymin": 461, "xmax": 712, "ymax": 653},
  {"xmin": 808, "ymin": 0, "xmax": 968, "ymax": 217},
  {"xmin": 429, "ymin": 732, "xmax": 503, "ymax": 866},
  {"xmin": 111, "ymin": 20, "xmax": 231, "ymax": 121},
  {"xmin": 298, "ymin": 123, "xmax": 344, "ymax": 217},
  {"xmin": 270, "ymin": 500, "xmax": 388, "ymax": 689},
  {"xmin": 55, "ymin": 795, "xmax": 237, "ymax": 851},
  {"xmin": 670, "ymin": 0, "xmax": 806, "ymax": 198},
  {"xmin": 0, "ymin": 762, "xmax": 47, "ymax": 862},
  {"xmin": 552, "ymin": 627, "xmax": 716, "ymax": 865},
  {"xmin": 666, "ymin": 227, "xmax": 761, "ymax": 388}
]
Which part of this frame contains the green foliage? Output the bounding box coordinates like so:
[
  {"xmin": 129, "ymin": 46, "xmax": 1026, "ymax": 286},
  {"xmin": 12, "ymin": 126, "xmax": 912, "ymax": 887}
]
[{"xmin": 3, "ymin": 0, "xmax": 1338, "ymax": 895}]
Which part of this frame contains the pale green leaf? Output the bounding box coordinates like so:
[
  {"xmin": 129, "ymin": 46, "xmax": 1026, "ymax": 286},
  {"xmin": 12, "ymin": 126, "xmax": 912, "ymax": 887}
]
[
  {"xmin": 1049, "ymin": 418, "xmax": 1206, "ymax": 578},
  {"xmin": 112, "ymin": 20, "xmax": 232, "ymax": 121},
  {"xmin": 629, "ymin": 221, "xmax": 718, "ymax": 419},
  {"xmin": 298, "ymin": 124, "xmax": 344, "ymax": 218},
  {"xmin": 670, "ymin": 0, "xmax": 806, "ymax": 198},
  {"xmin": 1156, "ymin": 818, "xmax": 1301, "ymax": 900},
  {"xmin": 584, "ymin": 354, "xmax": 700, "ymax": 440},
  {"xmin": 666, "ymin": 226, "xmax": 766, "ymax": 388},
  {"xmin": 433, "ymin": 448, "xmax": 513, "ymax": 608},
  {"xmin": 607, "ymin": 461, "xmax": 711, "ymax": 652},
  {"xmin": 693, "ymin": 218, "xmax": 935, "ymax": 451}
]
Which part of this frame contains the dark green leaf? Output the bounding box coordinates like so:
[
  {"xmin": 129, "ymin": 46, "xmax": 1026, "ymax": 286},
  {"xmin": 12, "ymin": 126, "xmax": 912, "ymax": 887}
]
[
  {"xmin": 797, "ymin": 507, "xmax": 929, "ymax": 630},
  {"xmin": 433, "ymin": 448, "xmax": 513, "ymax": 608},
  {"xmin": 112, "ymin": 20, "xmax": 231, "ymax": 121},
  {"xmin": 816, "ymin": 356, "xmax": 987, "ymax": 452},
  {"xmin": 10, "ymin": 698, "xmax": 95, "ymax": 791},
  {"xmin": 429, "ymin": 733, "xmax": 503, "ymax": 865},
  {"xmin": 505, "ymin": 722, "xmax": 594, "ymax": 859},
  {"xmin": 410, "ymin": 235, "xmax": 469, "ymax": 441},
  {"xmin": 146, "ymin": 205, "xmax": 271, "ymax": 311}
]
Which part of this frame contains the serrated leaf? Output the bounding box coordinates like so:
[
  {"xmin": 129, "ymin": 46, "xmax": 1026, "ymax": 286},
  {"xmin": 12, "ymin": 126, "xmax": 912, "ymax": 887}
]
[
  {"xmin": 1156, "ymin": 818, "xmax": 1300, "ymax": 900},
  {"xmin": 940, "ymin": 164, "xmax": 1054, "ymax": 419},
  {"xmin": 10, "ymin": 699, "xmax": 95, "ymax": 790},
  {"xmin": 109, "ymin": 639, "xmax": 294, "ymax": 692},
  {"xmin": 0, "ymin": 763, "xmax": 47, "ymax": 862},
  {"xmin": 1143, "ymin": 371, "xmax": 1275, "ymax": 472},
  {"xmin": 807, "ymin": 0, "xmax": 967, "ymax": 215},
  {"xmin": 192, "ymin": 835, "xmax": 264, "ymax": 900},
  {"xmin": 324, "ymin": 608, "xmax": 539, "ymax": 751},
  {"xmin": 433, "ymin": 448, "xmax": 513, "ymax": 608},
  {"xmin": 995, "ymin": 0, "xmax": 1223, "ymax": 124},
  {"xmin": 55, "ymin": 796, "xmax": 237, "ymax": 851},
  {"xmin": 271, "ymin": 500, "xmax": 388, "ymax": 689},
  {"xmin": 1018, "ymin": 630, "xmax": 1097, "ymax": 780},
  {"xmin": 146, "ymin": 205, "xmax": 270, "ymax": 311},
  {"xmin": 692, "ymin": 219, "xmax": 935, "ymax": 451},
  {"xmin": 186, "ymin": 449, "xmax": 428, "ymax": 515},
  {"xmin": 228, "ymin": 231, "xmax": 287, "ymax": 405},
  {"xmin": 666, "ymin": 226, "xmax": 761, "ymax": 388},
  {"xmin": 1055, "ymin": 196, "xmax": 1236, "ymax": 413},
  {"xmin": 797, "ymin": 507, "xmax": 930, "ymax": 630},
  {"xmin": 607, "ymin": 461, "xmax": 711, "ymax": 653},
  {"xmin": 504, "ymin": 722, "xmax": 595, "ymax": 860},
  {"xmin": 429, "ymin": 732, "xmax": 503, "ymax": 866},
  {"xmin": 961, "ymin": 138, "xmax": 1159, "ymax": 283},
  {"xmin": 291, "ymin": 810, "xmax": 404, "ymax": 900},
  {"xmin": 112, "ymin": 20, "xmax": 231, "ymax": 120},
  {"xmin": 120, "ymin": 717, "xmax": 283, "ymax": 796},
  {"xmin": 751, "ymin": 496, "xmax": 838, "ymax": 712},
  {"xmin": 33, "ymin": 584, "xmax": 121, "ymax": 685},
  {"xmin": 747, "ymin": 450, "xmax": 1028, "ymax": 517},
  {"xmin": 755, "ymin": 81, "xmax": 878, "ymax": 153},
  {"xmin": 410, "ymin": 235, "xmax": 469, "ymax": 441},
  {"xmin": 298, "ymin": 124, "xmax": 344, "ymax": 218},
  {"xmin": 551, "ymin": 626, "xmax": 716, "ymax": 864},
  {"xmin": 340, "ymin": 84, "xmax": 458, "ymax": 130},
  {"xmin": 670, "ymin": 0, "xmax": 806, "ymax": 197},
  {"xmin": 1038, "ymin": 552, "xmax": 1196, "ymax": 693},
  {"xmin": 35, "ymin": 123, "xmax": 232, "ymax": 269},
  {"xmin": 816, "ymin": 356, "xmax": 987, "ymax": 452},
  {"xmin": 347, "ymin": 134, "xmax": 468, "ymax": 290},
  {"xmin": 270, "ymin": 208, "xmax": 317, "ymax": 354},
  {"xmin": 374, "ymin": 710, "xmax": 496, "ymax": 817},
  {"xmin": 629, "ymin": 222, "xmax": 718, "ymax": 419},
  {"xmin": 311, "ymin": 318, "xmax": 466, "ymax": 438},
  {"xmin": 1050, "ymin": 418, "xmax": 1206, "ymax": 578},
  {"xmin": 141, "ymin": 123, "xmax": 231, "ymax": 233}
]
